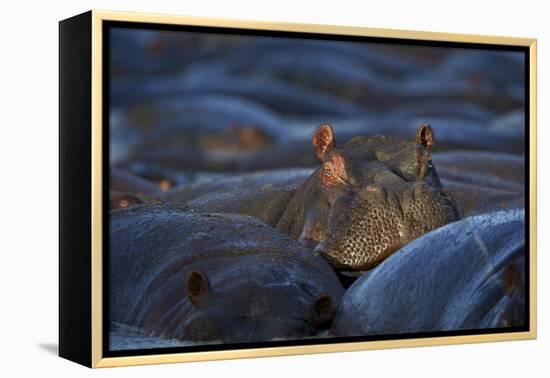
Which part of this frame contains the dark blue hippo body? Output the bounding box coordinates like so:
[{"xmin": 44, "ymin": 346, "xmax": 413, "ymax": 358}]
[
  {"xmin": 110, "ymin": 205, "xmax": 344, "ymax": 344},
  {"xmin": 111, "ymin": 95, "xmax": 286, "ymax": 171},
  {"xmin": 434, "ymin": 151, "xmax": 525, "ymax": 216},
  {"xmin": 165, "ymin": 168, "xmax": 312, "ymax": 206},
  {"xmin": 330, "ymin": 209, "xmax": 525, "ymax": 336}
]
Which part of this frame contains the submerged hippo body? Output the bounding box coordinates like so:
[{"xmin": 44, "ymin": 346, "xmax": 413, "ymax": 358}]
[
  {"xmin": 110, "ymin": 205, "xmax": 344, "ymax": 343},
  {"xmin": 434, "ymin": 150, "xmax": 525, "ymax": 215},
  {"xmin": 330, "ymin": 209, "xmax": 526, "ymax": 336},
  {"xmin": 183, "ymin": 124, "xmax": 460, "ymax": 271},
  {"xmin": 166, "ymin": 168, "xmax": 312, "ymax": 205}
]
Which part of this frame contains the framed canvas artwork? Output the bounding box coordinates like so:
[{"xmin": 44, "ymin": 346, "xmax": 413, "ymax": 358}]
[{"xmin": 59, "ymin": 10, "xmax": 537, "ymax": 368}]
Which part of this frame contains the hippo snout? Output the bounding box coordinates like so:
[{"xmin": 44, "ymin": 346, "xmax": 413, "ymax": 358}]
[{"xmin": 318, "ymin": 182, "xmax": 460, "ymax": 271}]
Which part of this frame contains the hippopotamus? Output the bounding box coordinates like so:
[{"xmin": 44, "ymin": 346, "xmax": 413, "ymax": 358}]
[
  {"xmin": 109, "ymin": 205, "xmax": 344, "ymax": 344},
  {"xmin": 279, "ymin": 123, "xmax": 459, "ymax": 271},
  {"xmin": 183, "ymin": 124, "xmax": 460, "ymax": 271},
  {"xmin": 330, "ymin": 209, "xmax": 525, "ymax": 336}
]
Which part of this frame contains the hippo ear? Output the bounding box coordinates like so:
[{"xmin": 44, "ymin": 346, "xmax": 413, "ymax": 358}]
[
  {"xmin": 186, "ymin": 271, "xmax": 210, "ymax": 306},
  {"xmin": 415, "ymin": 123, "xmax": 435, "ymax": 151},
  {"xmin": 110, "ymin": 192, "xmax": 142, "ymax": 209},
  {"xmin": 320, "ymin": 153, "xmax": 348, "ymax": 187},
  {"xmin": 310, "ymin": 294, "xmax": 336, "ymax": 329},
  {"xmin": 313, "ymin": 124, "xmax": 336, "ymax": 160}
]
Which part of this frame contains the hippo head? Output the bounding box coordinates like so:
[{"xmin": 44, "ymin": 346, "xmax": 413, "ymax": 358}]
[
  {"xmin": 161, "ymin": 270, "xmax": 337, "ymax": 343},
  {"xmin": 297, "ymin": 124, "xmax": 460, "ymax": 271}
]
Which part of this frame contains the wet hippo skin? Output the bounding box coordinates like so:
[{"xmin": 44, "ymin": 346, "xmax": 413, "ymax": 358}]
[
  {"xmin": 330, "ymin": 209, "xmax": 525, "ymax": 336},
  {"xmin": 110, "ymin": 205, "xmax": 344, "ymax": 343}
]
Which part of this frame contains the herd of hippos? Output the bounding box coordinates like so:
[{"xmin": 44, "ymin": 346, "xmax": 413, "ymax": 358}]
[
  {"xmin": 108, "ymin": 30, "xmax": 526, "ymax": 348},
  {"xmin": 109, "ymin": 123, "xmax": 526, "ymax": 346}
]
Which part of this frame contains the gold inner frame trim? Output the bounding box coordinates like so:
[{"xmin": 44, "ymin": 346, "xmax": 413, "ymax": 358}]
[{"xmin": 90, "ymin": 9, "xmax": 537, "ymax": 368}]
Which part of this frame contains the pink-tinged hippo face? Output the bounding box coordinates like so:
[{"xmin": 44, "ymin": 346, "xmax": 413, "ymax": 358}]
[{"xmin": 303, "ymin": 124, "xmax": 460, "ymax": 271}]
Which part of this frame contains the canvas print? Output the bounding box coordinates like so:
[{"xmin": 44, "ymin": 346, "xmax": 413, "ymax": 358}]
[{"xmin": 107, "ymin": 25, "xmax": 527, "ymax": 354}]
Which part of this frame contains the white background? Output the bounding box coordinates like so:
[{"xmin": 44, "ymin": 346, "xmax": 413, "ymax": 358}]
[{"xmin": 0, "ymin": 0, "xmax": 547, "ymax": 376}]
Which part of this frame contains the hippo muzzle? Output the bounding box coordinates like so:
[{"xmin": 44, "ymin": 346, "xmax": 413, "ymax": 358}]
[{"xmin": 315, "ymin": 181, "xmax": 459, "ymax": 271}]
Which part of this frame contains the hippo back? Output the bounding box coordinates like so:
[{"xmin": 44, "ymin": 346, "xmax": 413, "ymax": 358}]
[{"xmin": 110, "ymin": 205, "xmax": 344, "ymax": 343}]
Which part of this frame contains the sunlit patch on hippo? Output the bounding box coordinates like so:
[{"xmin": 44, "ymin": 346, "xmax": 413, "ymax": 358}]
[{"xmin": 277, "ymin": 123, "xmax": 460, "ymax": 271}]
